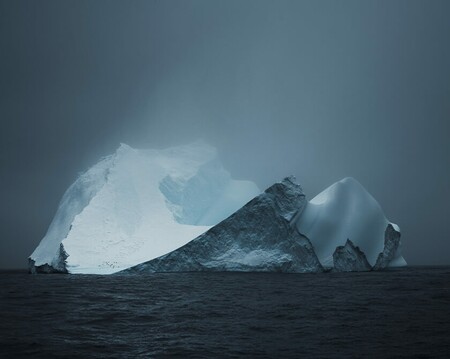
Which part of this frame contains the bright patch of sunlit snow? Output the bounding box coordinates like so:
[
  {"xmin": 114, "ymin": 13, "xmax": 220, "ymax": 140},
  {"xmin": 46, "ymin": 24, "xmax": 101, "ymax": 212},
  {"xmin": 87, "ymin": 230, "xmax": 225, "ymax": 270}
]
[{"xmin": 30, "ymin": 141, "xmax": 260, "ymax": 274}]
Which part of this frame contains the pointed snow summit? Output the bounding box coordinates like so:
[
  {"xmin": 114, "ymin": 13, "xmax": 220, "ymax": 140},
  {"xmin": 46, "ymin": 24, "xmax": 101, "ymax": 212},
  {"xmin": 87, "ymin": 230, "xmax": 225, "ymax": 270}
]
[
  {"xmin": 297, "ymin": 177, "xmax": 406, "ymax": 269},
  {"xmin": 29, "ymin": 142, "xmax": 260, "ymax": 274}
]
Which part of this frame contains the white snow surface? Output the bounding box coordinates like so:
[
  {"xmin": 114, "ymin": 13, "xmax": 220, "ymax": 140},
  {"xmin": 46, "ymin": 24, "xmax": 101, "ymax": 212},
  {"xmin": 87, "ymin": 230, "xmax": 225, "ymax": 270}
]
[
  {"xmin": 30, "ymin": 141, "xmax": 260, "ymax": 274},
  {"xmin": 296, "ymin": 177, "xmax": 406, "ymax": 268}
]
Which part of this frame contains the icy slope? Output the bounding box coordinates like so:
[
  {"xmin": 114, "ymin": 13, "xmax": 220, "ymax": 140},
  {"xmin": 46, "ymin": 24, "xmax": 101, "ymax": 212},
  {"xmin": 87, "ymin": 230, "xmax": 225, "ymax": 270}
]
[
  {"xmin": 121, "ymin": 177, "xmax": 324, "ymax": 274},
  {"xmin": 296, "ymin": 177, "xmax": 406, "ymax": 268},
  {"xmin": 29, "ymin": 142, "xmax": 260, "ymax": 274}
]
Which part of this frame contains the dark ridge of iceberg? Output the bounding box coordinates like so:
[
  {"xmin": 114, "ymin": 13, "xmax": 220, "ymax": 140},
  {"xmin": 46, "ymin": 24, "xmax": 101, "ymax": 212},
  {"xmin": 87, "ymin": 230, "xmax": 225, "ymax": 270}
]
[
  {"xmin": 373, "ymin": 224, "xmax": 401, "ymax": 270},
  {"xmin": 332, "ymin": 239, "xmax": 372, "ymax": 272},
  {"xmin": 28, "ymin": 244, "xmax": 68, "ymax": 274},
  {"xmin": 120, "ymin": 176, "xmax": 324, "ymax": 274}
]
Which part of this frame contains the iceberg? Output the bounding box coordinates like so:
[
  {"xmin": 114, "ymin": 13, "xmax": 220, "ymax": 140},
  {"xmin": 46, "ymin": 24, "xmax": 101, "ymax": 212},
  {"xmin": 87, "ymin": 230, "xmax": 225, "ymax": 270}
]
[
  {"xmin": 29, "ymin": 142, "xmax": 260, "ymax": 274},
  {"xmin": 29, "ymin": 144, "xmax": 405, "ymax": 276}
]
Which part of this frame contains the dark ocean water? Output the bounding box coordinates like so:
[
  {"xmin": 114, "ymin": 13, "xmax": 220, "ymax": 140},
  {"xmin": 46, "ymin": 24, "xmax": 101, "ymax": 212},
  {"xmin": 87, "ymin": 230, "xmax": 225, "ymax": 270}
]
[{"xmin": 1, "ymin": 267, "xmax": 449, "ymax": 358}]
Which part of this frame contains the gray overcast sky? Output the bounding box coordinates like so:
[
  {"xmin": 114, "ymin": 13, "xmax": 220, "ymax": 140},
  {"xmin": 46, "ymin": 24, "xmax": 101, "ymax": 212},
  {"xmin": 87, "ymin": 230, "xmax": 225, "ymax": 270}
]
[{"xmin": 1, "ymin": 0, "xmax": 449, "ymax": 268}]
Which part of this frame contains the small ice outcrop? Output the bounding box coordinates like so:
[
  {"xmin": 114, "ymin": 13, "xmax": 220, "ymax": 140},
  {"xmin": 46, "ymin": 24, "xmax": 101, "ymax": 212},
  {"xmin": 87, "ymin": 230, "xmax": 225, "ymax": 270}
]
[
  {"xmin": 373, "ymin": 224, "xmax": 402, "ymax": 270},
  {"xmin": 333, "ymin": 224, "xmax": 403, "ymax": 272},
  {"xmin": 333, "ymin": 239, "xmax": 372, "ymax": 272}
]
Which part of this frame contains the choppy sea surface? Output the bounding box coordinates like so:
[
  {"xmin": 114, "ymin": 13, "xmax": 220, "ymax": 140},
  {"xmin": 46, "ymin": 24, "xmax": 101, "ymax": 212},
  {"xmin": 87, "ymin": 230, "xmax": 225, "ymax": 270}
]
[{"xmin": 1, "ymin": 266, "xmax": 449, "ymax": 358}]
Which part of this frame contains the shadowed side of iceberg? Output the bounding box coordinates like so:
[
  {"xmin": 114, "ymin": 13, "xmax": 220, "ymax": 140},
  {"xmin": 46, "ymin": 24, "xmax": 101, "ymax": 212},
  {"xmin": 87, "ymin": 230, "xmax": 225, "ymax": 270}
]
[
  {"xmin": 120, "ymin": 177, "xmax": 325, "ymax": 274},
  {"xmin": 373, "ymin": 224, "xmax": 402, "ymax": 270},
  {"xmin": 333, "ymin": 239, "xmax": 372, "ymax": 272}
]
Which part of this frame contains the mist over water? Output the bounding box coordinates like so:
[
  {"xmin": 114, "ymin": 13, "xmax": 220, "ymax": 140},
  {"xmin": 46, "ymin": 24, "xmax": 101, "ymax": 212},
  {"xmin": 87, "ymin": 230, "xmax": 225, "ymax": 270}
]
[{"xmin": 1, "ymin": 0, "xmax": 450, "ymax": 268}]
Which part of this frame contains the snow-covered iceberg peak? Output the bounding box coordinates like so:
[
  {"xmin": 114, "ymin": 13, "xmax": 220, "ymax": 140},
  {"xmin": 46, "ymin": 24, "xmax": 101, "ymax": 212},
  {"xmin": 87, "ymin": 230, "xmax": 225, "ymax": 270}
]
[
  {"xmin": 296, "ymin": 177, "xmax": 406, "ymax": 268},
  {"xmin": 29, "ymin": 141, "xmax": 260, "ymax": 274}
]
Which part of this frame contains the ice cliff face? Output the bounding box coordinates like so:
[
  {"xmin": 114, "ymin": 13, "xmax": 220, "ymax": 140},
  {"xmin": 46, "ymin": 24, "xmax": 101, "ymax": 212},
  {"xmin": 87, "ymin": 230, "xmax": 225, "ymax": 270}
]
[
  {"xmin": 29, "ymin": 142, "xmax": 260, "ymax": 274},
  {"xmin": 297, "ymin": 177, "xmax": 406, "ymax": 269},
  {"xmin": 121, "ymin": 177, "xmax": 324, "ymax": 274}
]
